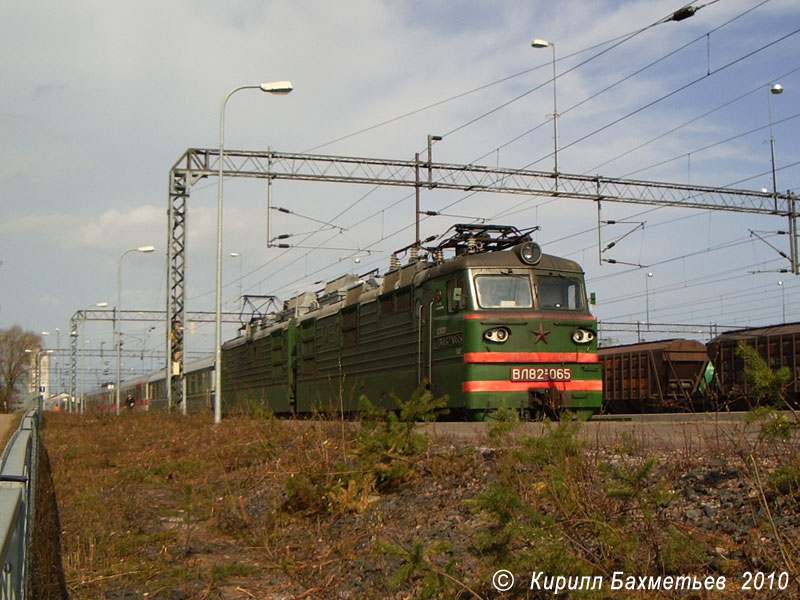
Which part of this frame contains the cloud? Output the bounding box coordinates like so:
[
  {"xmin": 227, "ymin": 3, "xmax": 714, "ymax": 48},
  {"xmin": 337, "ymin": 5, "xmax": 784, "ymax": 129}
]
[
  {"xmin": 0, "ymin": 205, "xmax": 164, "ymax": 253},
  {"xmin": 70, "ymin": 205, "xmax": 163, "ymax": 250},
  {"xmin": 1, "ymin": 0, "xmax": 798, "ymax": 341}
]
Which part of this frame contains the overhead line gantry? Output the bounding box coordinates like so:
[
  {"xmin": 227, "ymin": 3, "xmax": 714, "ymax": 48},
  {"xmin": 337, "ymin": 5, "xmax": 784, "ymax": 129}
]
[
  {"xmin": 69, "ymin": 308, "xmax": 241, "ymax": 411},
  {"xmin": 167, "ymin": 147, "xmax": 798, "ymax": 404}
]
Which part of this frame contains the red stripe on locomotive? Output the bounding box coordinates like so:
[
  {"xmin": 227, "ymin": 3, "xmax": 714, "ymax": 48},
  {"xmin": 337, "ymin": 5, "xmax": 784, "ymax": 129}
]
[{"xmin": 464, "ymin": 351, "xmax": 598, "ymax": 363}]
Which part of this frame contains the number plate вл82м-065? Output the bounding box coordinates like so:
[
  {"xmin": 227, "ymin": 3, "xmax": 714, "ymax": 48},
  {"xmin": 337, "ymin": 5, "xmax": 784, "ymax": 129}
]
[{"xmin": 510, "ymin": 367, "xmax": 572, "ymax": 382}]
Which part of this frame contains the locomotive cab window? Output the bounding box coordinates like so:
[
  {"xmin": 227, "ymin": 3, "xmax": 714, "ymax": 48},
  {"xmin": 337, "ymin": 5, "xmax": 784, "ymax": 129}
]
[
  {"xmin": 537, "ymin": 275, "xmax": 585, "ymax": 310},
  {"xmin": 474, "ymin": 275, "xmax": 533, "ymax": 309}
]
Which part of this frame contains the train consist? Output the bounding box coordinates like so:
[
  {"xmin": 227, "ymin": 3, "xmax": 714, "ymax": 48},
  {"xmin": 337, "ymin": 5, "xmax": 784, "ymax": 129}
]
[
  {"xmin": 222, "ymin": 224, "xmax": 601, "ymax": 420},
  {"xmin": 599, "ymin": 323, "xmax": 800, "ymax": 412},
  {"xmin": 84, "ymin": 355, "xmax": 214, "ymax": 413},
  {"xmin": 83, "ymin": 222, "xmax": 798, "ymax": 417},
  {"xmin": 86, "ymin": 224, "xmax": 603, "ymax": 419}
]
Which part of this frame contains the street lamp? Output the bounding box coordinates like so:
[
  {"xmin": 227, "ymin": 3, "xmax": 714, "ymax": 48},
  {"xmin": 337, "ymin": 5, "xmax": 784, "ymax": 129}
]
[
  {"xmin": 778, "ymin": 280, "xmax": 786, "ymax": 322},
  {"xmin": 229, "ymin": 252, "xmax": 243, "ymax": 309},
  {"xmin": 766, "ymin": 83, "xmax": 796, "ymax": 274},
  {"xmin": 54, "ymin": 328, "xmax": 61, "ymax": 394},
  {"xmin": 531, "ymin": 38, "xmax": 559, "ymax": 179},
  {"xmin": 216, "ymin": 81, "xmax": 293, "ymax": 424},
  {"xmin": 116, "ymin": 245, "xmax": 155, "ymax": 415},
  {"xmin": 768, "ymin": 83, "xmax": 783, "ymax": 209},
  {"xmin": 645, "ymin": 272, "xmax": 654, "ymax": 330}
]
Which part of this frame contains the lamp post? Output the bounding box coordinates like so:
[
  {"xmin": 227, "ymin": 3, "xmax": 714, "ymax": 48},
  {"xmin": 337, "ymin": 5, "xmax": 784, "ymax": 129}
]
[
  {"xmin": 766, "ymin": 83, "xmax": 795, "ymax": 274},
  {"xmin": 215, "ymin": 81, "xmax": 293, "ymax": 424},
  {"xmin": 778, "ymin": 280, "xmax": 786, "ymax": 322},
  {"xmin": 82, "ymin": 340, "xmax": 90, "ymax": 412},
  {"xmin": 531, "ymin": 38, "xmax": 559, "ymax": 179},
  {"xmin": 54, "ymin": 327, "xmax": 61, "ymax": 394},
  {"xmin": 768, "ymin": 83, "xmax": 783, "ymax": 209},
  {"xmin": 645, "ymin": 272, "xmax": 654, "ymax": 330},
  {"xmin": 116, "ymin": 245, "xmax": 155, "ymax": 415},
  {"xmin": 229, "ymin": 252, "xmax": 243, "ymax": 310}
]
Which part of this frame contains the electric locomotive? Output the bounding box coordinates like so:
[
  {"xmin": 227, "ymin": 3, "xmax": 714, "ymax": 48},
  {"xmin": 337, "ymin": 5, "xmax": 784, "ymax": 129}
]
[{"xmin": 222, "ymin": 224, "xmax": 602, "ymax": 419}]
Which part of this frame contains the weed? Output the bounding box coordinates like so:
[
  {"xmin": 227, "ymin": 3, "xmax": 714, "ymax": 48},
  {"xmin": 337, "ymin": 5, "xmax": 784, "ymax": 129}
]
[
  {"xmin": 746, "ymin": 405, "xmax": 797, "ymax": 441},
  {"xmin": 45, "ymin": 397, "xmax": 790, "ymax": 599},
  {"xmin": 352, "ymin": 386, "xmax": 446, "ymax": 492},
  {"xmin": 280, "ymin": 384, "xmax": 447, "ymax": 516},
  {"xmin": 283, "ymin": 469, "xmax": 332, "ymax": 514},
  {"xmin": 740, "ymin": 339, "xmax": 798, "ymax": 445},
  {"xmin": 378, "ymin": 539, "xmax": 484, "ymax": 600},
  {"xmin": 207, "ymin": 561, "xmax": 257, "ymax": 582},
  {"xmin": 470, "ymin": 417, "xmax": 712, "ymax": 594},
  {"xmin": 327, "ymin": 473, "xmax": 377, "ymax": 513},
  {"xmin": 770, "ymin": 457, "xmax": 800, "ymax": 496},
  {"xmin": 485, "ymin": 398, "xmax": 520, "ymax": 447},
  {"xmin": 736, "ymin": 341, "xmax": 793, "ymax": 407},
  {"xmin": 737, "ymin": 339, "xmax": 800, "ymax": 577}
]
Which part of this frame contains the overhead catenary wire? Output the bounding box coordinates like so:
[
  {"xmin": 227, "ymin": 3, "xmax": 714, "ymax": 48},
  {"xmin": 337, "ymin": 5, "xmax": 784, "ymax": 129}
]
[
  {"xmin": 262, "ymin": 3, "xmax": 781, "ymax": 252},
  {"xmin": 599, "ymin": 251, "xmax": 783, "ymax": 306},
  {"xmin": 618, "ymin": 114, "xmax": 800, "ymax": 180},
  {"xmin": 467, "ymin": 0, "xmax": 756, "ymax": 167},
  {"xmin": 589, "ymin": 64, "xmax": 800, "ymax": 175},
  {"xmin": 603, "ymin": 271, "xmax": 791, "ymax": 324},
  {"xmin": 303, "ymin": 27, "xmax": 668, "ymax": 155},
  {"xmin": 416, "ymin": 4, "xmax": 799, "ymax": 227},
  {"xmin": 192, "ymin": 1, "xmax": 796, "ymax": 332},
  {"xmin": 440, "ymin": 1, "xmax": 714, "ymax": 140},
  {"xmin": 525, "ymin": 25, "xmax": 800, "ymax": 174},
  {"xmin": 269, "ymin": 1, "xmax": 741, "ymax": 263}
]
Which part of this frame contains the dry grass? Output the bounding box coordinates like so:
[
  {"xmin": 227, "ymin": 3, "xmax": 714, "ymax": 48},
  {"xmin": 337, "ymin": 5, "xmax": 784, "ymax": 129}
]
[
  {"xmin": 42, "ymin": 410, "xmax": 309, "ymax": 598},
  {"xmin": 41, "ymin": 408, "xmax": 458, "ymax": 599},
  {"xmin": 0, "ymin": 411, "xmax": 23, "ymax": 450},
  {"xmin": 41, "ymin": 409, "xmax": 800, "ymax": 599}
]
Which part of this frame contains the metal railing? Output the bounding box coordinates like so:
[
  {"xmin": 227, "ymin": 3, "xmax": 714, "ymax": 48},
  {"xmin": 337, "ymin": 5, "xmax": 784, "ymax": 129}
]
[{"xmin": 0, "ymin": 400, "xmax": 42, "ymax": 600}]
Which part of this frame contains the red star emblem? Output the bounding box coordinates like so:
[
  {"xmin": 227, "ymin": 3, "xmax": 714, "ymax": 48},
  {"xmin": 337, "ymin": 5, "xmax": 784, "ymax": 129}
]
[{"xmin": 532, "ymin": 323, "xmax": 551, "ymax": 344}]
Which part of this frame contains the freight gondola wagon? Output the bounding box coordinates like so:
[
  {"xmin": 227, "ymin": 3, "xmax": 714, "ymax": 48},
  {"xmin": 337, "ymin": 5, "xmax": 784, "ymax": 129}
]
[
  {"xmin": 599, "ymin": 339, "xmax": 711, "ymax": 413},
  {"xmin": 707, "ymin": 323, "xmax": 800, "ymax": 408}
]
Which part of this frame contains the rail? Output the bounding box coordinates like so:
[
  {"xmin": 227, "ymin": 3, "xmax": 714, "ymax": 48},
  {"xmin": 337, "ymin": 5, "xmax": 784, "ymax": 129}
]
[{"xmin": 0, "ymin": 399, "xmax": 42, "ymax": 599}]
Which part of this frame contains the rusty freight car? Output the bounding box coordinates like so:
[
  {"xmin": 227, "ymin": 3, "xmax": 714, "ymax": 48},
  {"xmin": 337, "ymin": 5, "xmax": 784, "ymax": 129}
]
[
  {"xmin": 707, "ymin": 322, "xmax": 800, "ymax": 408},
  {"xmin": 599, "ymin": 339, "xmax": 711, "ymax": 413}
]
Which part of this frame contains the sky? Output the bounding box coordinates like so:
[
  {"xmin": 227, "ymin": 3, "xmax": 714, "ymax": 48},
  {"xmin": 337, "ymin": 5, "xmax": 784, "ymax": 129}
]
[{"xmin": 2, "ymin": 0, "xmax": 799, "ymax": 389}]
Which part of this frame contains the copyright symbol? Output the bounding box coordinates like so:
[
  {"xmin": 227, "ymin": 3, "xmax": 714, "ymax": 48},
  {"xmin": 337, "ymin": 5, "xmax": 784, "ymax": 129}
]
[{"xmin": 492, "ymin": 570, "xmax": 514, "ymax": 592}]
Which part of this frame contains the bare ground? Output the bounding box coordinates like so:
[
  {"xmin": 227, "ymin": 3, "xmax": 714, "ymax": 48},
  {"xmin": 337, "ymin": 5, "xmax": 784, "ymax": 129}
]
[
  {"xmin": 0, "ymin": 412, "xmax": 20, "ymax": 447},
  {"xmin": 40, "ymin": 411, "xmax": 800, "ymax": 599}
]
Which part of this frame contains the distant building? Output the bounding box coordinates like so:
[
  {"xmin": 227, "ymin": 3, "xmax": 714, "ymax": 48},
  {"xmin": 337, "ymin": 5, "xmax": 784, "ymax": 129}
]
[{"xmin": 26, "ymin": 351, "xmax": 51, "ymax": 397}]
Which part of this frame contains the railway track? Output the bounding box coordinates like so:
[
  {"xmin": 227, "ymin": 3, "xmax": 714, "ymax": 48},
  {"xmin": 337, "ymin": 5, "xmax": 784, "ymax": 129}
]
[{"xmin": 418, "ymin": 411, "xmax": 798, "ymax": 450}]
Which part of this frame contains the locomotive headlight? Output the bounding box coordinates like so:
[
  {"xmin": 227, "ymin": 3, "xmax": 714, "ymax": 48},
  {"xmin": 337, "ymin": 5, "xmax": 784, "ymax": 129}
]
[
  {"xmin": 571, "ymin": 328, "xmax": 595, "ymax": 344},
  {"xmin": 484, "ymin": 327, "xmax": 511, "ymax": 343},
  {"xmin": 515, "ymin": 241, "xmax": 542, "ymax": 265}
]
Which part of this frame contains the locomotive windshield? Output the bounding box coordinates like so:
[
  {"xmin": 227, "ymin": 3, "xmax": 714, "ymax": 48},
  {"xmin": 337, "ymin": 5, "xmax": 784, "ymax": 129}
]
[
  {"xmin": 474, "ymin": 275, "xmax": 533, "ymax": 308},
  {"xmin": 537, "ymin": 275, "xmax": 585, "ymax": 310}
]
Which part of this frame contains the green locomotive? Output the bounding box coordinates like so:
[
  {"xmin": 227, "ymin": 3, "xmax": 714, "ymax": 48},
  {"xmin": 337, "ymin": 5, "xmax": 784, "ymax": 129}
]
[{"xmin": 221, "ymin": 224, "xmax": 602, "ymax": 419}]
